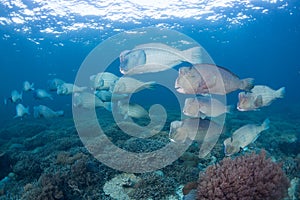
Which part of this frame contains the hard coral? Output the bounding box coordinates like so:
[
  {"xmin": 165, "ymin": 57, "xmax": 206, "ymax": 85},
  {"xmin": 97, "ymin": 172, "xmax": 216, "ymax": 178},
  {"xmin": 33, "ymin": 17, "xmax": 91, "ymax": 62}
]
[
  {"xmin": 197, "ymin": 150, "xmax": 290, "ymax": 200},
  {"xmin": 129, "ymin": 172, "xmax": 177, "ymax": 199}
]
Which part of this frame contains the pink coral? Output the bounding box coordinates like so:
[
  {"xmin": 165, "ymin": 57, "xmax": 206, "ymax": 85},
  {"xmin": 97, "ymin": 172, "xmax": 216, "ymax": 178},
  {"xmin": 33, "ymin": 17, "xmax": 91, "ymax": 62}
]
[{"xmin": 197, "ymin": 150, "xmax": 290, "ymax": 200}]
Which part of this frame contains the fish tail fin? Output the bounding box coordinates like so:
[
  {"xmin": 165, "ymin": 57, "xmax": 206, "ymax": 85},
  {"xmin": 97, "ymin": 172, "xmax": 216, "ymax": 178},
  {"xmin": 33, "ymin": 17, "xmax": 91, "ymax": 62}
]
[
  {"xmin": 275, "ymin": 87, "xmax": 285, "ymax": 98},
  {"xmin": 182, "ymin": 46, "xmax": 203, "ymax": 64},
  {"xmin": 143, "ymin": 81, "xmax": 156, "ymax": 90},
  {"xmin": 56, "ymin": 110, "xmax": 64, "ymax": 116},
  {"xmin": 261, "ymin": 118, "xmax": 270, "ymax": 131},
  {"xmin": 240, "ymin": 78, "xmax": 254, "ymax": 91}
]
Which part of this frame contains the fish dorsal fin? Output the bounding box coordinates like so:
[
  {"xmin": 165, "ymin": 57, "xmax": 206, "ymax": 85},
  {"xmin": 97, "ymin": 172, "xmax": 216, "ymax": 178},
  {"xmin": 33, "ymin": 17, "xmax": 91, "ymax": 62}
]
[
  {"xmin": 200, "ymin": 63, "xmax": 239, "ymax": 78},
  {"xmin": 216, "ymin": 65, "xmax": 239, "ymax": 78},
  {"xmin": 254, "ymin": 95, "xmax": 263, "ymax": 107}
]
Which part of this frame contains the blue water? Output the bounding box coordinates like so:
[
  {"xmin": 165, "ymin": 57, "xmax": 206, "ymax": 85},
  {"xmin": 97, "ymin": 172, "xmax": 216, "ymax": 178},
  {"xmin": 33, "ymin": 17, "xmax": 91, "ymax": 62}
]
[
  {"xmin": 0, "ymin": 0, "xmax": 300, "ymax": 199},
  {"xmin": 1, "ymin": 3, "xmax": 299, "ymax": 123}
]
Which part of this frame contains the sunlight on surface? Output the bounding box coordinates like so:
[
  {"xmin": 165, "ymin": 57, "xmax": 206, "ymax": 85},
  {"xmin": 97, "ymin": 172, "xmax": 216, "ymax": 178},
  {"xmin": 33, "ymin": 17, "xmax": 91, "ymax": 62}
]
[{"xmin": 0, "ymin": 0, "xmax": 293, "ymax": 39}]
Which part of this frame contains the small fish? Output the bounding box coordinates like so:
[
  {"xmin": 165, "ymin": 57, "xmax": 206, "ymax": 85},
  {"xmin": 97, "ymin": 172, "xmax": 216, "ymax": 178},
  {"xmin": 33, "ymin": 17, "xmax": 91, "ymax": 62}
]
[
  {"xmin": 183, "ymin": 96, "xmax": 232, "ymax": 118},
  {"xmin": 169, "ymin": 118, "xmax": 224, "ymax": 158},
  {"xmin": 119, "ymin": 43, "xmax": 203, "ymax": 75},
  {"xmin": 14, "ymin": 103, "xmax": 30, "ymax": 118},
  {"xmin": 47, "ymin": 78, "xmax": 65, "ymax": 91},
  {"xmin": 23, "ymin": 81, "xmax": 34, "ymax": 91},
  {"xmin": 94, "ymin": 90, "xmax": 128, "ymax": 102},
  {"xmin": 223, "ymin": 118, "xmax": 270, "ymax": 156},
  {"xmin": 90, "ymin": 72, "xmax": 119, "ymax": 90},
  {"xmin": 117, "ymin": 101, "xmax": 149, "ymax": 119},
  {"xmin": 9, "ymin": 90, "xmax": 22, "ymax": 103},
  {"xmin": 237, "ymin": 85, "xmax": 285, "ymax": 111},
  {"xmin": 57, "ymin": 83, "xmax": 87, "ymax": 95},
  {"xmin": 34, "ymin": 89, "xmax": 53, "ymax": 100},
  {"xmin": 175, "ymin": 64, "xmax": 254, "ymax": 95},
  {"xmin": 111, "ymin": 77, "xmax": 156, "ymax": 94},
  {"xmin": 33, "ymin": 105, "xmax": 64, "ymax": 119},
  {"xmin": 73, "ymin": 92, "xmax": 111, "ymax": 111}
]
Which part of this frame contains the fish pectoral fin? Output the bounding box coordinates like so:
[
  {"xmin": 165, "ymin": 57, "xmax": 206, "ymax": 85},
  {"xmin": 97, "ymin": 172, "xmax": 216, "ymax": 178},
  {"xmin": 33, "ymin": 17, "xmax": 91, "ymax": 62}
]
[
  {"xmin": 199, "ymin": 113, "xmax": 206, "ymax": 119},
  {"xmin": 238, "ymin": 147, "xmax": 244, "ymax": 153},
  {"xmin": 238, "ymin": 146, "xmax": 248, "ymax": 153},
  {"xmin": 254, "ymin": 95, "xmax": 263, "ymax": 107}
]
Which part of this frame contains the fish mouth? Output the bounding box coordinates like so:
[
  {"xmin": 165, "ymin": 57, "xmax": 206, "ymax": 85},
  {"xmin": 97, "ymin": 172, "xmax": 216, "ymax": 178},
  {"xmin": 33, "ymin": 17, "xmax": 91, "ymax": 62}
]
[
  {"xmin": 119, "ymin": 61, "xmax": 129, "ymax": 74},
  {"xmin": 237, "ymin": 106, "xmax": 246, "ymax": 111},
  {"xmin": 175, "ymin": 87, "xmax": 185, "ymax": 93},
  {"xmin": 119, "ymin": 68, "xmax": 128, "ymax": 74}
]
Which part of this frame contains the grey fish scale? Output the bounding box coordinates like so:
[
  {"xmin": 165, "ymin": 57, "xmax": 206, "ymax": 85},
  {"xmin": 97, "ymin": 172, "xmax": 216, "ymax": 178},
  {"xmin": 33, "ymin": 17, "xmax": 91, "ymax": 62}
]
[
  {"xmin": 232, "ymin": 124, "xmax": 262, "ymax": 147},
  {"xmin": 195, "ymin": 64, "xmax": 242, "ymax": 94}
]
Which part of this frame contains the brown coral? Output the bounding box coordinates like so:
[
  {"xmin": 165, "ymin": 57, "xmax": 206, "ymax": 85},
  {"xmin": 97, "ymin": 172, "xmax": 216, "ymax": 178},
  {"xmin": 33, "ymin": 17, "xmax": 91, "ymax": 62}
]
[{"xmin": 197, "ymin": 150, "xmax": 290, "ymax": 200}]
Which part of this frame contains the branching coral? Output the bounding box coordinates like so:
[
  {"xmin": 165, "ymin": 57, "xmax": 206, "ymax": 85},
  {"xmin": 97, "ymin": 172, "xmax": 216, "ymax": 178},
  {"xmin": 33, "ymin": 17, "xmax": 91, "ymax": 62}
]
[{"xmin": 197, "ymin": 150, "xmax": 290, "ymax": 200}]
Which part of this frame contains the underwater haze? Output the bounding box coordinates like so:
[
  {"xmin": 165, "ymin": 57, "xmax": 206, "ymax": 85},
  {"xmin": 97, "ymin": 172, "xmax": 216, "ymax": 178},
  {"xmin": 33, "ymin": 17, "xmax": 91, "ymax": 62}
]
[{"xmin": 0, "ymin": 0, "xmax": 300, "ymax": 200}]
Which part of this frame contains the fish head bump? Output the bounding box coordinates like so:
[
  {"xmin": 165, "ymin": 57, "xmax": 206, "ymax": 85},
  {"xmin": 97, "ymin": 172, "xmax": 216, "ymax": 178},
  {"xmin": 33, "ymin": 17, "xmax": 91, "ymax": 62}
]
[
  {"xmin": 119, "ymin": 49, "xmax": 146, "ymax": 73},
  {"xmin": 237, "ymin": 92, "xmax": 252, "ymax": 111},
  {"xmin": 224, "ymin": 143, "xmax": 236, "ymax": 156},
  {"xmin": 169, "ymin": 121, "xmax": 185, "ymax": 142},
  {"xmin": 223, "ymin": 137, "xmax": 240, "ymax": 156},
  {"xmin": 57, "ymin": 85, "xmax": 67, "ymax": 95}
]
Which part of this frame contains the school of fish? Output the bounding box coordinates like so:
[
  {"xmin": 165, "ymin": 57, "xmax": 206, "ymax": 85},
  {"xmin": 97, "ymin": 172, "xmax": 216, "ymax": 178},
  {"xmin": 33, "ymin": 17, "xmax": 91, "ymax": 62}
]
[{"xmin": 4, "ymin": 42, "xmax": 285, "ymax": 157}]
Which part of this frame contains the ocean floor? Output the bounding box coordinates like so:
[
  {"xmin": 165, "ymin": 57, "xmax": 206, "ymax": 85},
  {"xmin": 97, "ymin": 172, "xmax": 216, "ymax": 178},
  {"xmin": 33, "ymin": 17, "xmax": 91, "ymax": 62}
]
[{"xmin": 0, "ymin": 104, "xmax": 299, "ymax": 200}]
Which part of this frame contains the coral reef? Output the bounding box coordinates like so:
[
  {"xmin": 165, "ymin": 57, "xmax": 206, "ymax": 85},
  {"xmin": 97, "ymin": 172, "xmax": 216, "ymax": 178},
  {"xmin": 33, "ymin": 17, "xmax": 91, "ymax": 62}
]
[
  {"xmin": 103, "ymin": 173, "xmax": 141, "ymax": 200},
  {"xmin": 283, "ymin": 156, "xmax": 300, "ymax": 179},
  {"xmin": 128, "ymin": 172, "xmax": 177, "ymax": 200},
  {"xmin": 21, "ymin": 154, "xmax": 115, "ymax": 200},
  {"xmin": 197, "ymin": 150, "xmax": 290, "ymax": 200},
  {"xmin": 0, "ymin": 152, "xmax": 11, "ymax": 180},
  {"xmin": 122, "ymin": 137, "xmax": 167, "ymax": 153},
  {"xmin": 0, "ymin": 107, "xmax": 299, "ymax": 199},
  {"xmin": 287, "ymin": 177, "xmax": 299, "ymax": 200},
  {"xmin": 297, "ymin": 180, "xmax": 300, "ymax": 200}
]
